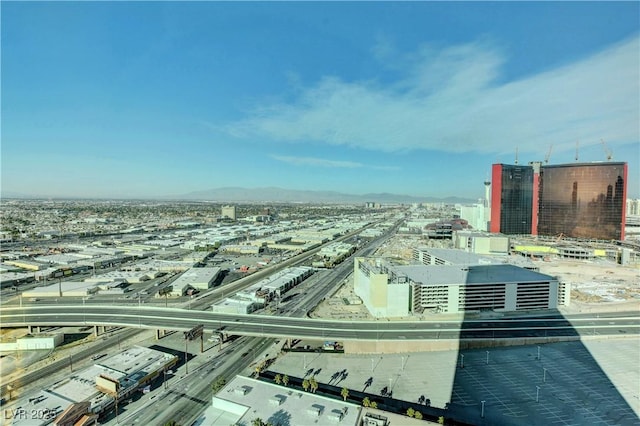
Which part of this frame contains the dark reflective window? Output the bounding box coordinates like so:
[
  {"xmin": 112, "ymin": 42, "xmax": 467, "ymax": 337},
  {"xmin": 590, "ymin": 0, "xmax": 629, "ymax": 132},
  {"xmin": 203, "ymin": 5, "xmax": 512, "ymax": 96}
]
[
  {"xmin": 499, "ymin": 165, "xmax": 533, "ymax": 234},
  {"xmin": 538, "ymin": 163, "xmax": 625, "ymax": 240}
]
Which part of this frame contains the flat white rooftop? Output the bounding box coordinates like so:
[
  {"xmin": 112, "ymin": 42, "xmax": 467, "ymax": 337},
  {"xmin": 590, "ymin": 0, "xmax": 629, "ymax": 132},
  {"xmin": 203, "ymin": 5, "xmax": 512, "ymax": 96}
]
[
  {"xmin": 202, "ymin": 376, "xmax": 360, "ymax": 426},
  {"xmin": 98, "ymin": 345, "xmax": 176, "ymax": 382}
]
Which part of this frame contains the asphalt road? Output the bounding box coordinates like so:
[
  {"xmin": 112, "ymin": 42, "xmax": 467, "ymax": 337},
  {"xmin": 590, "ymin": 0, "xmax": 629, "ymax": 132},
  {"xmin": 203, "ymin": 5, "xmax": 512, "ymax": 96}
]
[
  {"xmin": 106, "ymin": 336, "xmax": 274, "ymax": 426},
  {"xmin": 2, "ymin": 305, "xmax": 638, "ymax": 341}
]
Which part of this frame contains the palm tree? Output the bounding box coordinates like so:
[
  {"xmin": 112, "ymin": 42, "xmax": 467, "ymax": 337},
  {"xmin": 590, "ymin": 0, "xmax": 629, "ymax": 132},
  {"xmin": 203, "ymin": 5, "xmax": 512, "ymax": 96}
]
[
  {"xmin": 406, "ymin": 407, "xmax": 415, "ymax": 417},
  {"xmin": 282, "ymin": 374, "xmax": 289, "ymax": 387},
  {"xmin": 274, "ymin": 374, "xmax": 282, "ymax": 385},
  {"xmin": 159, "ymin": 286, "xmax": 172, "ymax": 308},
  {"xmin": 309, "ymin": 377, "xmax": 318, "ymax": 393},
  {"xmin": 362, "ymin": 397, "xmax": 371, "ymax": 407},
  {"xmin": 302, "ymin": 378, "xmax": 310, "ymax": 392},
  {"xmin": 251, "ymin": 418, "xmax": 263, "ymax": 426},
  {"xmin": 340, "ymin": 387, "xmax": 349, "ymax": 401},
  {"xmin": 254, "ymin": 361, "xmax": 265, "ymax": 377},
  {"xmin": 414, "ymin": 411, "xmax": 423, "ymax": 420},
  {"xmin": 370, "ymin": 401, "xmax": 378, "ymax": 409}
]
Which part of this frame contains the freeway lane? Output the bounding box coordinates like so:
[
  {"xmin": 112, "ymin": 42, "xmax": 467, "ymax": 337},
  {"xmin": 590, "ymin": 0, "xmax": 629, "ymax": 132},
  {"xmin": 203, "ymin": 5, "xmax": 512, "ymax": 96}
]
[{"xmin": 2, "ymin": 306, "xmax": 639, "ymax": 341}]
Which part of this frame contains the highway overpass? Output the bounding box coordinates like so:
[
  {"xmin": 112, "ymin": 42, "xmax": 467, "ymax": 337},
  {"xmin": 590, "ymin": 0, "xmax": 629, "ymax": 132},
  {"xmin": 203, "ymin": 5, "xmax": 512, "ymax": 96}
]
[{"xmin": 1, "ymin": 305, "xmax": 639, "ymax": 342}]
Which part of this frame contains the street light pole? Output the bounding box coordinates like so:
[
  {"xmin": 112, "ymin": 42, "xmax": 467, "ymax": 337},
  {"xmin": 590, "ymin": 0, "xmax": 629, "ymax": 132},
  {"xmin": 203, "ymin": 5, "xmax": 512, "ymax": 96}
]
[
  {"xmin": 536, "ymin": 386, "xmax": 540, "ymax": 403},
  {"xmin": 537, "ymin": 346, "xmax": 541, "ymax": 361},
  {"xmin": 486, "ymin": 350, "xmax": 489, "ymax": 365},
  {"xmin": 481, "ymin": 400, "xmax": 485, "ymax": 418},
  {"xmin": 543, "ymin": 368, "xmax": 547, "ymax": 383},
  {"xmin": 185, "ymin": 338, "xmax": 189, "ymax": 374},
  {"xmin": 460, "ymin": 354, "xmax": 464, "ymax": 368}
]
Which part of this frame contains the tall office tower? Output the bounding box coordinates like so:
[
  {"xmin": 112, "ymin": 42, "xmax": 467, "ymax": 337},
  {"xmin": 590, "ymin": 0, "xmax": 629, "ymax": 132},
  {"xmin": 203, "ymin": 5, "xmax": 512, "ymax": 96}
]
[
  {"xmin": 221, "ymin": 205, "xmax": 237, "ymax": 220},
  {"xmin": 491, "ymin": 161, "xmax": 628, "ymax": 240},
  {"xmin": 538, "ymin": 162, "xmax": 627, "ymax": 240},
  {"xmin": 490, "ymin": 164, "xmax": 535, "ymax": 235}
]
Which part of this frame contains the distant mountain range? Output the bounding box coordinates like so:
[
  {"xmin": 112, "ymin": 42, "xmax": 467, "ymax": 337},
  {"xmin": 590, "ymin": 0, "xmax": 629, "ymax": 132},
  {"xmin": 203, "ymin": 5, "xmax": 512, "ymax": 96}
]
[
  {"xmin": 170, "ymin": 186, "xmax": 476, "ymax": 204},
  {"xmin": 1, "ymin": 187, "xmax": 476, "ymax": 204}
]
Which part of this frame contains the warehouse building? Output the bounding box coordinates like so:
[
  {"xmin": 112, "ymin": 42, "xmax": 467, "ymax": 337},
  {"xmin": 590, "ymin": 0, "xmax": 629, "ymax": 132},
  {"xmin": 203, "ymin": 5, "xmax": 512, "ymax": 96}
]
[{"xmin": 170, "ymin": 267, "xmax": 221, "ymax": 296}]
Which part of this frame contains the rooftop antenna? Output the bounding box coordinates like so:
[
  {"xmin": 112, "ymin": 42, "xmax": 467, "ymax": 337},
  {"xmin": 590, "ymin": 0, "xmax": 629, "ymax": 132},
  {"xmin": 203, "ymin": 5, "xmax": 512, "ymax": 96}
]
[
  {"xmin": 515, "ymin": 147, "xmax": 519, "ymax": 165},
  {"xmin": 601, "ymin": 139, "xmax": 613, "ymax": 161},
  {"xmin": 544, "ymin": 144, "xmax": 553, "ymax": 164},
  {"xmin": 575, "ymin": 140, "xmax": 579, "ymax": 162}
]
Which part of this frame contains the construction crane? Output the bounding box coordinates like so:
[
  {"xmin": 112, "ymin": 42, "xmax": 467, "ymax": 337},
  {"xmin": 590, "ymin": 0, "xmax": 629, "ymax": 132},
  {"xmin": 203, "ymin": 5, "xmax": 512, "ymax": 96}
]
[
  {"xmin": 601, "ymin": 139, "xmax": 613, "ymax": 161},
  {"xmin": 544, "ymin": 145, "xmax": 553, "ymax": 164},
  {"xmin": 515, "ymin": 147, "xmax": 519, "ymax": 165},
  {"xmin": 575, "ymin": 140, "xmax": 579, "ymax": 162}
]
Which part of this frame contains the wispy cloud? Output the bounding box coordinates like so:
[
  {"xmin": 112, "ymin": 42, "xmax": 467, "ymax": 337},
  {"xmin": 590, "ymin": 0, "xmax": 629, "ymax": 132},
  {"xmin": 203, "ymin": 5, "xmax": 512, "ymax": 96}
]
[
  {"xmin": 271, "ymin": 155, "xmax": 399, "ymax": 171},
  {"xmin": 227, "ymin": 36, "xmax": 639, "ymax": 155}
]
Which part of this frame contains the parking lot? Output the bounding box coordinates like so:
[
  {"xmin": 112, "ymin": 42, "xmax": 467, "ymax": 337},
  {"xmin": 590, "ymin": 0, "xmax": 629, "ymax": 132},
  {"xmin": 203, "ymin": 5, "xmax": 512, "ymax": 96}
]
[{"xmin": 269, "ymin": 337, "xmax": 640, "ymax": 425}]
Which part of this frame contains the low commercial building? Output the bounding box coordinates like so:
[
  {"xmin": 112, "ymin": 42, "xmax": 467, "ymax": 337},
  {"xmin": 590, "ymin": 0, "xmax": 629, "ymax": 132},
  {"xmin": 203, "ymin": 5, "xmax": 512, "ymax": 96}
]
[
  {"xmin": 313, "ymin": 242, "xmax": 356, "ymax": 268},
  {"xmin": 257, "ymin": 266, "xmax": 314, "ymax": 298},
  {"xmin": 22, "ymin": 281, "xmax": 99, "ymax": 298},
  {"xmin": 452, "ymin": 231, "xmax": 509, "ymax": 255},
  {"xmin": 5, "ymin": 259, "xmax": 47, "ymax": 271},
  {"xmin": 84, "ymin": 270, "xmax": 160, "ymax": 283},
  {"xmin": 211, "ymin": 296, "xmax": 262, "ymax": 314},
  {"xmin": 199, "ymin": 376, "xmax": 360, "ymax": 425},
  {"xmin": 8, "ymin": 346, "xmax": 177, "ymax": 425},
  {"xmin": 211, "ymin": 267, "xmax": 314, "ymax": 313},
  {"xmin": 0, "ymin": 333, "xmax": 64, "ymax": 352},
  {"xmin": 94, "ymin": 346, "xmax": 177, "ymax": 399},
  {"xmin": 220, "ymin": 244, "xmax": 262, "ymax": 255}
]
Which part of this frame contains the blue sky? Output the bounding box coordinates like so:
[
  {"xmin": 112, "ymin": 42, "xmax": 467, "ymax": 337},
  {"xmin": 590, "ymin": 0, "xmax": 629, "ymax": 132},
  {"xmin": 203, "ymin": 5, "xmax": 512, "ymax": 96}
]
[{"xmin": 2, "ymin": 2, "xmax": 639, "ymax": 200}]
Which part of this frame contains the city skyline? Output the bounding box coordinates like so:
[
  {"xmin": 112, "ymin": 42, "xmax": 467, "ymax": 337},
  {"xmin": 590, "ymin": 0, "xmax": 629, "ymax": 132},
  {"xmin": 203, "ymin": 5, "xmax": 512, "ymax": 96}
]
[{"xmin": 2, "ymin": 2, "xmax": 639, "ymax": 199}]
